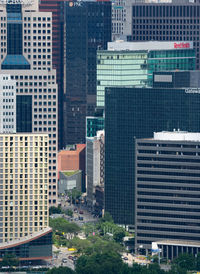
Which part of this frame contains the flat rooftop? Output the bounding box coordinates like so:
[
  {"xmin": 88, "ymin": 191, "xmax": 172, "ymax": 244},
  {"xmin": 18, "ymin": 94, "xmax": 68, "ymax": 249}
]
[{"xmin": 153, "ymin": 131, "xmax": 200, "ymax": 141}]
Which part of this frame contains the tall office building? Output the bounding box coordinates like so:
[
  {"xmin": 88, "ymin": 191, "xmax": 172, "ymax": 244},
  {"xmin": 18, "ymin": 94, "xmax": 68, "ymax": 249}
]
[
  {"xmin": 128, "ymin": 0, "xmax": 200, "ymax": 69},
  {"xmin": 63, "ymin": 0, "xmax": 111, "ymax": 146},
  {"xmin": 135, "ymin": 131, "xmax": 200, "ymax": 258},
  {"xmin": 97, "ymin": 41, "xmax": 195, "ymax": 108},
  {"xmin": 86, "ymin": 130, "xmax": 104, "ymax": 209},
  {"xmin": 0, "ymin": 0, "xmax": 58, "ymax": 205},
  {"xmin": 105, "ymin": 71, "xmax": 200, "ymax": 225},
  {"xmin": 0, "ymin": 133, "xmax": 52, "ymax": 260},
  {"xmin": 39, "ymin": 0, "xmax": 64, "ymax": 149}
]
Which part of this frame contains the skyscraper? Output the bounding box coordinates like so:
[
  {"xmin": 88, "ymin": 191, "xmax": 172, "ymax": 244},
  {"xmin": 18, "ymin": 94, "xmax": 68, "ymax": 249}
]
[
  {"xmin": 39, "ymin": 0, "xmax": 64, "ymax": 149},
  {"xmin": 63, "ymin": 0, "xmax": 111, "ymax": 146},
  {"xmin": 105, "ymin": 73, "xmax": 200, "ymax": 225},
  {"xmin": 128, "ymin": 0, "xmax": 200, "ymax": 69},
  {"xmin": 0, "ymin": 0, "xmax": 58, "ymax": 205}
]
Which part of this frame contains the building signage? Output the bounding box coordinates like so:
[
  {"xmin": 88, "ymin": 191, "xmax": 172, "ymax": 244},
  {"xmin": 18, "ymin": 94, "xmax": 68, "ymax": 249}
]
[
  {"xmin": 69, "ymin": 1, "xmax": 82, "ymax": 7},
  {"xmin": 174, "ymin": 42, "xmax": 191, "ymax": 49},
  {"xmin": 185, "ymin": 88, "xmax": 200, "ymax": 94}
]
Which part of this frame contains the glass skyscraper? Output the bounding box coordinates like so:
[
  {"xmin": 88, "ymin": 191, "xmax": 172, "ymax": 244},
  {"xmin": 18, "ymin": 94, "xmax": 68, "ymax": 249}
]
[
  {"xmin": 97, "ymin": 41, "xmax": 195, "ymax": 108},
  {"xmin": 105, "ymin": 84, "xmax": 200, "ymax": 225}
]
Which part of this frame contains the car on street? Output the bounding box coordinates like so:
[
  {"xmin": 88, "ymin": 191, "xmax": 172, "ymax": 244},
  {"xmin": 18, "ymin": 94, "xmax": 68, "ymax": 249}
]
[
  {"xmin": 123, "ymin": 257, "xmax": 128, "ymax": 261},
  {"xmin": 68, "ymin": 255, "xmax": 74, "ymax": 260},
  {"xmin": 62, "ymin": 259, "xmax": 67, "ymax": 263},
  {"xmin": 79, "ymin": 210, "xmax": 83, "ymax": 214}
]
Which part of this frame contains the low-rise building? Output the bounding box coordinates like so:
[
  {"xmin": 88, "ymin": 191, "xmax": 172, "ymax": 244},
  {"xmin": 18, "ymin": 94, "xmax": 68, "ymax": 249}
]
[
  {"xmin": 58, "ymin": 144, "xmax": 86, "ymax": 191},
  {"xmin": 58, "ymin": 170, "xmax": 82, "ymax": 194}
]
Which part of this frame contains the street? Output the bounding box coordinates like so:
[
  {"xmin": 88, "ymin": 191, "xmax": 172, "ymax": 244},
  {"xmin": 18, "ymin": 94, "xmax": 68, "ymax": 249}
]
[{"xmin": 50, "ymin": 246, "xmax": 76, "ymax": 270}]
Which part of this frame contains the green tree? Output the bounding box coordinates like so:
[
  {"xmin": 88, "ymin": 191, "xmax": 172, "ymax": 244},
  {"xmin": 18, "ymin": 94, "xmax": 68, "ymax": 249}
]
[
  {"xmin": 46, "ymin": 266, "xmax": 75, "ymax": 274},
  {"xmin": 75, "ymin": 251, "xmax": 125, "ymax": 274},
  {"xmin": 173, "ymin": 253, "xmax": 195, "ymax": 271},
  {"xmin": 196, "ymin": 252, "xmax": 200, "ymax": 270},
  {"xmin": 50, "ymin": 217, "xmax": 80, "ymax": 234},
  {"xmin": 70, "ymin": 237, "xmax": 92, "ymax": 255},
  {"xmin": 1, "ymin": 253, "xmax": 19, "ymax": 268},
  {"xmin": 101, "ymin": 212, "xmax": 114, "ymax": 223},
  {"xmin": 113, "ymin": 228, "xmax": 126, "ymax": 243},
  {"xmin": 65, "ymin": 209, "xmax": 73, "ymax": 217}
]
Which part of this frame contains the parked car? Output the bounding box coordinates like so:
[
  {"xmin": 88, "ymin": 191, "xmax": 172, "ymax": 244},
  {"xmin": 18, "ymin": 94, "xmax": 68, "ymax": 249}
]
[
  {"xmin": 79, "ymin": 210, "xmax": 83, "ymax": 214},
  {"xmin": 62, "ymin": 258, "xmax": 67, "ymax": 263}
]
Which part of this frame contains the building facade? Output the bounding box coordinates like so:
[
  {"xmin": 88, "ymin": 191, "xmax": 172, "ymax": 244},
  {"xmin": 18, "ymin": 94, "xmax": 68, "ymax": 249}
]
[
  {"xmin": 63, "ymin": 0, "xmax": 111, "ymax": 146},
  {"xmin": 0, "ymin": 133, "xmax": 49, "ymax": 243},
  {"xmin": 0, "ymin": 75, "xmax": 16, "ymax": 133},
  {"xmin": 97, "ymin": 41, "xmax": 195, "ymax": 108},
  {"xmin": 59, "ymin": 170, "xmax": 82, "ymax": 195},
  {"xmin": 135, "ymin": 131, "xmax": 200, "ymax": 256},
  {"xmin": 0, "ymin": 0, "xmax": 58, "ymax": 205},
  {"xmin": 128, "ymin": 0, "xmax": 200, "ymax": 69},
  {"xmin": 105, "ymin": 85, "xmax": 200, "ymax": 225},
  {"xmin": 111, "ymin": 0, "xmax": 134, "ymax": 40},
  {"xmin": 86, "ymin": 116, "xmax": 105, "ymax": 138},
  {"xmin": 58, "ymin": 144, "xmax": 86, "ymax": 191},
  {"xmin": 39, "ymin": 0, "xmax": 64, "ymax": 149},
  {"xmin": 86, "ymin": 130, "xmax": 104, "ymax": 209}
]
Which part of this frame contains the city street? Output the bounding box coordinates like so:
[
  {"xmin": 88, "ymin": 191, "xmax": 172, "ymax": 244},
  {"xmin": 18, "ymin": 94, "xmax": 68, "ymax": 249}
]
[
  {"xmin": 49, "ymin": 246, "xmax": 76, "ymax": 270},
  {"xmin": 59, "ymin": 196, "xmax": 99, "ymax": 225}
]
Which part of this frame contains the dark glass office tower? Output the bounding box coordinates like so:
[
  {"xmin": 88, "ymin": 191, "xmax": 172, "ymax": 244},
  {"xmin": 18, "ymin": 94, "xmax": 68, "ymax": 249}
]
[
  {"xmin": 63, "ymin": 0, "xmax": 111, "ymax": 146},
  {"xmin": 2, "ymin": 3, "xmax": 30, "ymax": 70},
  {"xmin": 105, "ymin": 84, "xmax": 200, "ymax": 225},
  {"xmin": 128, "ymin": 0, "xmax": 200, "ymax": 69}
]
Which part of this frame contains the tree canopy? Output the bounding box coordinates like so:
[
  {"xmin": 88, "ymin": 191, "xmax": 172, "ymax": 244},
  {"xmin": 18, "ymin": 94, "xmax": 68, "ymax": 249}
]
[
  {"xmin": 50, "ymin": 217, "xmax": 80, "ymax": 234},
  {"xmin": 47, "ymin": 266, "xmax": 75, "ymax": 274}
]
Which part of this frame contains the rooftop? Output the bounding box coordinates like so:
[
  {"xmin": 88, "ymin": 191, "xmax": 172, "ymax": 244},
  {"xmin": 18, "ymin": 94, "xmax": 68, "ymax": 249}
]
[
  {"xmin": 62, "ymin": 170, "xmax": 80, "ymax": 177},
  {"xmin": 107, "ymin": 41, "xmax": 193, "ymax": 51},
  {"xmin": 154, "ymin": 130, "xmax": 200, "ymax": 141}
]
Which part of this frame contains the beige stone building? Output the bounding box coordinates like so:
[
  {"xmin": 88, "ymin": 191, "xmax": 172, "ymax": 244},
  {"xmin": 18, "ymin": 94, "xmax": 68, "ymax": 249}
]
[{"xmin": 0, "ymin": 133, "xmax": 49, "ymax": 243}]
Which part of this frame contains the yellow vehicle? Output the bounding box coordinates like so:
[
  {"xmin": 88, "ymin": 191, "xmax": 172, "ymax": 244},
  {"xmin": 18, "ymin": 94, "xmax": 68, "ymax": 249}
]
[{"xmin": 68, "ymin": 248, "xmax": 77, "ymax": 252}]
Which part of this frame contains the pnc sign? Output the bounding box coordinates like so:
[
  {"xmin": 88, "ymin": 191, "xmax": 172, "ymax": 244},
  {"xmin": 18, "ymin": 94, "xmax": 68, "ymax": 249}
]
[{"xmin": 174, "ymin": 42, "xmax": 191, "ymax": 49}]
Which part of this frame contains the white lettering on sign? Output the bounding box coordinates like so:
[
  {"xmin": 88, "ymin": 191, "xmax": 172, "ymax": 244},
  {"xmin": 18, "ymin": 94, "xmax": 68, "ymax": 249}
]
[{"xmin": 185, "ymin": 88, "xmax": 200, "ymax": 94}]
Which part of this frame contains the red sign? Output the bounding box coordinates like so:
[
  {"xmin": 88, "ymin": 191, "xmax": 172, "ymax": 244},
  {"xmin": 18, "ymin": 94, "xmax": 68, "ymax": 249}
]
[{"xmin": 174, "ymin": 42, "xmax": 190, "ymax": 49}]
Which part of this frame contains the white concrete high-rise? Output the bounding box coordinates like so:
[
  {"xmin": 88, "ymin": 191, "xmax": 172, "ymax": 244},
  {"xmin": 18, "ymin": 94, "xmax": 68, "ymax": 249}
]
[
  {"xmin": 0, "ymin": 75, "xmax": 16, "ymax": 133},
  {"xmin": 86, "ymin": 130, "xmax": 104, "ymax": 209}
]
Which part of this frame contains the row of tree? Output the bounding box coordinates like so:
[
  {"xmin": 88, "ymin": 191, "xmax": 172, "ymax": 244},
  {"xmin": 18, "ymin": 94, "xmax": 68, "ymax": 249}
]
[{"xmin": 47, "ymin": 251, "xmax": 168, "ymax": 274}]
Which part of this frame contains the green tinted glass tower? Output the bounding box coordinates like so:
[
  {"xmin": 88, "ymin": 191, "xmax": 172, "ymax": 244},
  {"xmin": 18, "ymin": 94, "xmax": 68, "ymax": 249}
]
[{"xmin": 97, "ymin": 41, "xmax": 195, "ymax": 109}]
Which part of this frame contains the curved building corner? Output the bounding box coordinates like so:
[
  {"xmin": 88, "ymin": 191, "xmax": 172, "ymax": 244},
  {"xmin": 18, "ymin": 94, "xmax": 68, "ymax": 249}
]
[{"xmin": 0, "ymin": 227, "xmax": 52, "ymax": 261}]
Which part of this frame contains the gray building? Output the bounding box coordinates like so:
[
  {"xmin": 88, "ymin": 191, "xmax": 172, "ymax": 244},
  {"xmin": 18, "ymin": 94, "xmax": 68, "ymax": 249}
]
[
  {"xmin": 86, "ymin": 130, "xmax": 104, "ymax": 209},
  {"xmin": 135, "ymin": 131, "xmax": 200, "ymax": 257},
  {"xmin": 58, "ymin": 170, "xmax": 82, "ymax": 195}
]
